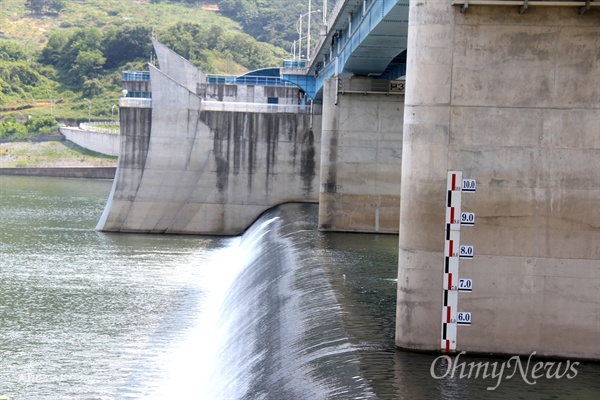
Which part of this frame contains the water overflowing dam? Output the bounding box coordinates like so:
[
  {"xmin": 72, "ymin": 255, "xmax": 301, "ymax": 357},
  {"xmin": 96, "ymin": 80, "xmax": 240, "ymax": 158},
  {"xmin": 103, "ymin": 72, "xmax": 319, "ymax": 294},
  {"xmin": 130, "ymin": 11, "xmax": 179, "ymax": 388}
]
[{"xmin": 1, "ymin": 176, "xmax": 599, "ymax": 398}]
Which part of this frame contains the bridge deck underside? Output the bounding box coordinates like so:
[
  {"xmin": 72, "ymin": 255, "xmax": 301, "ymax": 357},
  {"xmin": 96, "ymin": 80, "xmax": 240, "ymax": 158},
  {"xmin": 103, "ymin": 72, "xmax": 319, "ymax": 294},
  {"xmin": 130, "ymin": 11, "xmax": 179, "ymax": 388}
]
[{"xmin": 340, "ymin": 2, "xmax": 409, "ymax": 76}]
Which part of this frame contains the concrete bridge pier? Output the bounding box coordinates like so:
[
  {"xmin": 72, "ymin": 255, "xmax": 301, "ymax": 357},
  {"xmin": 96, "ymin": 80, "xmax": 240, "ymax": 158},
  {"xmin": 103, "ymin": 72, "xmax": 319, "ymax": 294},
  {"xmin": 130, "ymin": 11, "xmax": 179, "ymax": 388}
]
[
  {"xmin": 396, "ymin": 1, "xmax": 600, "ymax": 359},
  {"xmin": 319, "ymin": 77, "xmax": 404, "ymax": 233}
]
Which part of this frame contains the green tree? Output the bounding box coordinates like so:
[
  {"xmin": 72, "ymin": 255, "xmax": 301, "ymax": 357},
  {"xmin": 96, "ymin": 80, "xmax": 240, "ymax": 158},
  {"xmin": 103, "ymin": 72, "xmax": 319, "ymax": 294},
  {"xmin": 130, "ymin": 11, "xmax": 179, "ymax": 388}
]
[
  {"xmin": 50, "ymin": 0, "xmax": 66, "ymax": 12},
  {"xmin": 25, "ymin": 0, "xmax": 65, "ymax": 14},
  {"xmin": 217, "ymin": 0, "xmax": 331, "ymax": 53},
  {"xmin": 0, "ymin": 116, "xmax": 28, "ymax": 139},
  {"xmin": 159, "ymin": 22, "xmax": 207, "ymax": 61},
  {"xmin": 0, "ymin": 40, "xmax": 28, "ymax": 62},
  {"xmin": 82, "ymin": 78, "xmax": 103, "ymax": 97},
  {"xmin": 25, "ymin": 115, "xmax": 58, "ymax": 134},
  {"xmin": 40, "ymin": 28, "xmax": 105, "ymax": 87},
  {"xmin": 103, "ymin": 25, "xmax": 152, "ymax": 69},
  {"xmin": 70, "ymin": 50, "xmax": 106, "ymax": 85},
  {"xmin": 39, "ymin": 30, "xmax": 70, "ymax": 65}
]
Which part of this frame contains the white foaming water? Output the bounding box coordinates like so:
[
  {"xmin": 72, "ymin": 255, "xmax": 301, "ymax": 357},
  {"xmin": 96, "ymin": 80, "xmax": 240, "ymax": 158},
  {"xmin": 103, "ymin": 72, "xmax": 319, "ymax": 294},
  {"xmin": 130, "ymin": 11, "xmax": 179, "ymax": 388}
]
[
  {"xmin": 142, "ymin": 211, "xmax": 374, "ymax": 399},
  {"xmin": 143, "ymin": 217, "xmax": 281, "ymax": 399}
]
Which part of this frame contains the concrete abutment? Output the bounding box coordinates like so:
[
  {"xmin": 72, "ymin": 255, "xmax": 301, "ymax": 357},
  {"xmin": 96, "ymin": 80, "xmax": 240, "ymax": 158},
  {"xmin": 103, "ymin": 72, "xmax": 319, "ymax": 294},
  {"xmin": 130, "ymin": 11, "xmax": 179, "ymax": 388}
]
[
  {"xmin": 396, "ymin": 1, "xmax": 600, "ymax": 359},
  {"xmin": 319, "ymin": 78, "xmax": 404, "ymax": 233}
]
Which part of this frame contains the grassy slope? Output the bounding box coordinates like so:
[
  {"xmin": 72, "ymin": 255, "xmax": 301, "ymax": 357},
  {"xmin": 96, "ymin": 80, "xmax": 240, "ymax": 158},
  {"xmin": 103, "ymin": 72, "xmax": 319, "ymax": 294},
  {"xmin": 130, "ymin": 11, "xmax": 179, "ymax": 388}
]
[
  {"xmin": 0, "ymin": 1, "xmax": 249, "ymax": 121},
  {"xmin": 0, "ymin": 1, "xmax": 281, "ymax": 167},
  {"xmin": 0, "ymin": 141, "xmax": 117, "ymax": 167},
  {"xmin": 1, "ymin": 1, "xmax": 240, "ymax": 46}
]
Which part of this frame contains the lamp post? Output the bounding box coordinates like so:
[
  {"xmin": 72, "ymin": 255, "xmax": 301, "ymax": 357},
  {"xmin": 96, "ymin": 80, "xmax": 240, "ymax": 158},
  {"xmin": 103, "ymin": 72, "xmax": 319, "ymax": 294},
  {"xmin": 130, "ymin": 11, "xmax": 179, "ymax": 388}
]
[
  {"xmin": 297, "ymin": 15, "xmax": 303, "ymax": 59},
  {"xmin": 111, "ymin": 104, "xmax": 118, "ymax": 134},
  {"xmin": 307, "ymin": 1, "xmax": 320, "ymax": 61},
  {"xmin": 83, "ymin": 98, "xmax": 91, "ymax": 123},
  {"xmin": 291, "ymin": 40, "xmax": 296, "ymax": 60},
  {"xmin": 111, "ymin": 105, "xmax": 117, "ymax": 124},
  {"xmin": 297, "ymin": 8, "xmax": 321, "ymax": 60}
]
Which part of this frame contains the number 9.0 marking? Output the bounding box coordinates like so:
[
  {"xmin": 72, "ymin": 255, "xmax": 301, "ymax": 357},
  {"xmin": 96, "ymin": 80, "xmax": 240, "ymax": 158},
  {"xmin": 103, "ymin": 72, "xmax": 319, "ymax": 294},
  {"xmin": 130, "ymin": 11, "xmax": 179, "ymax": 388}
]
[{"xmin": 461, "ymin": 212, "xmax": 475, "ymax": 226}]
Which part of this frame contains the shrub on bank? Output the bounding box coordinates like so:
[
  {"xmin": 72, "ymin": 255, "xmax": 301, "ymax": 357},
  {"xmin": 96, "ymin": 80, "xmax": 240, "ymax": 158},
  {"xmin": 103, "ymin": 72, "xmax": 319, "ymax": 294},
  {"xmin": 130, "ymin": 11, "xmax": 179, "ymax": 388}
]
[{"xmin": 0, "ymin": 115, "xmax": 59, "ymax": 139}]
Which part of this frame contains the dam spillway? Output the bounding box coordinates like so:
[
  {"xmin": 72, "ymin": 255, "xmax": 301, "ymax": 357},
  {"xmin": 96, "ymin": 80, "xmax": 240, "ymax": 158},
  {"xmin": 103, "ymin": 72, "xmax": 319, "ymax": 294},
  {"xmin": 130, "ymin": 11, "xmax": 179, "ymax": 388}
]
[{"xmin": 95, "ymin": 0, "xmax": 600, "ymax": 362}]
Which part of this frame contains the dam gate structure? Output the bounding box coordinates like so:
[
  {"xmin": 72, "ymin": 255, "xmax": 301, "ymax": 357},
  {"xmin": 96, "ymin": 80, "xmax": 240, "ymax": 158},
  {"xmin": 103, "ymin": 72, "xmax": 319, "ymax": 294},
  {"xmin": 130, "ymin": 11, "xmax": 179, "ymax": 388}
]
[
  {"xmin": 97, "ymin": 40, "xmax": 321, "ymax": 235},
  {"xmin": 96, "ymin": 0, "xmax": 599, "ymax": 361}
]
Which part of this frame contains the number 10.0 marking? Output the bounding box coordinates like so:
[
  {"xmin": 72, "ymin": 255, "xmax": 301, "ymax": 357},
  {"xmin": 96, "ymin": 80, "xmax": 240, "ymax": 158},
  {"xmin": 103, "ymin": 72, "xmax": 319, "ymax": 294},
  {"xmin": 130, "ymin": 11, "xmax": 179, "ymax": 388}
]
[{"xmin": 462, "ymin": 179, "xmax": 476, "ymax": 193}]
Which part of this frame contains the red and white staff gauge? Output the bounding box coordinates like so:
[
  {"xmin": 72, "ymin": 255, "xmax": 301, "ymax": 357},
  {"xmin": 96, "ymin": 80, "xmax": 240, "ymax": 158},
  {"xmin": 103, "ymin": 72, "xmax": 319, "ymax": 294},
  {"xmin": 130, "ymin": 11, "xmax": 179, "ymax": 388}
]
[{"xmin": 441, "ymin": 171, "xmax": 476, "ymax": 352}]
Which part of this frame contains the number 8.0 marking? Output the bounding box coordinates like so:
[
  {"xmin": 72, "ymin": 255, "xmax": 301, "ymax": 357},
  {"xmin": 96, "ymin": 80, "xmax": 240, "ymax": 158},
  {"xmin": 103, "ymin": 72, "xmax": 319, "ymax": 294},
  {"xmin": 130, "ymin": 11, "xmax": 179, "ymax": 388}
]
[{"xmin": 459, "ymin": 245, "xmax": 474, "ymax": 259}]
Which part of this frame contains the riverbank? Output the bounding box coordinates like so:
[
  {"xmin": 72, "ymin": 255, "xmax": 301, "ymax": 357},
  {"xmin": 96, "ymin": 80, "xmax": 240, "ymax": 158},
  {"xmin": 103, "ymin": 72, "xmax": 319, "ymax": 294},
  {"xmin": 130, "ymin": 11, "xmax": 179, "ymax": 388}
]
[
  {"xmin": 0, "ymin": 141, "xmax": 117, "ymax": 178},
  {"xmin": 0, "ymin": 167, "xmax": 115, "ymax": 179}
]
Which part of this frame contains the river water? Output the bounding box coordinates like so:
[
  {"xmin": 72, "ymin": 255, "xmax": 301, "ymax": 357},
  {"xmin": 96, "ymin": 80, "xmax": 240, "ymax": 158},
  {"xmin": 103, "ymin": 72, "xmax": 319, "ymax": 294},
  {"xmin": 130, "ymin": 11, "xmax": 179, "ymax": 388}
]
[{"xmin": 0, "ymin": 176, "xmax": 598, "ymax": 399}]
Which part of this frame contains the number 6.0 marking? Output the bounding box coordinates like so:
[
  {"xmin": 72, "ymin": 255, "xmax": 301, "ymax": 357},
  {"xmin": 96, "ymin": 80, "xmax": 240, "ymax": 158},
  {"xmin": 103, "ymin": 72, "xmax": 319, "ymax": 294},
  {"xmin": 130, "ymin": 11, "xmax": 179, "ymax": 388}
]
[{"xmin": 457, "ymin": 312, "xmax": 472, "ymax": 326}]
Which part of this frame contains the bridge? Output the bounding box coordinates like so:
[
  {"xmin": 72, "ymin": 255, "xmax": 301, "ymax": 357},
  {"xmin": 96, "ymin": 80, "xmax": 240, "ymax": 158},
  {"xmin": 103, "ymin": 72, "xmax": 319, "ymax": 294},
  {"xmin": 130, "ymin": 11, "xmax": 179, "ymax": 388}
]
[
  {"xmin": 97, "ymin": 0, "xmax": 600, "ymax": 361},
  {"xmin": 283, "ymin": 0, "xmax": 409, "ymax": 100}
]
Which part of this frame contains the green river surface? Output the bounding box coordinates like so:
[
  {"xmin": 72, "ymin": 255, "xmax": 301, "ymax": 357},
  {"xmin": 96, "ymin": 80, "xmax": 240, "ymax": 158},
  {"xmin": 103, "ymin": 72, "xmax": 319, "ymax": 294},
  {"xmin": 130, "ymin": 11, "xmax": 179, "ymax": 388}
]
[{"xmin": 0, "ymin": 176, "xmax": 598, "ymax": 399}]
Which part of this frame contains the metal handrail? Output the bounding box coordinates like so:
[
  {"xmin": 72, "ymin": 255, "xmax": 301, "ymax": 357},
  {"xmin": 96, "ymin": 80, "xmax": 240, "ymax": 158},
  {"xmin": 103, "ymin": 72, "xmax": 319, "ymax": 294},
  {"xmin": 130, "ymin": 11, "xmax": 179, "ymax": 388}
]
[
  {"xmin": 451, "ymin": 0, "xmax": 599, "ymax": 14},
  {"xmin": 201, "ymin": 101, "xmax": 316, "ymax": 115},
  {"xmin": 119, "ymin": 98, "xmax": 152, "ymax": 108},
  {"xmin": 122, "ymin": 71, "xmax": 150, "ymax": 81},
  {"xmin": 79, "ymin": 121, "xmax": 120, "ymax": 134},
  {"xmin": 206, "ymin": 75, "xmax": 298, "ymax": 87}
]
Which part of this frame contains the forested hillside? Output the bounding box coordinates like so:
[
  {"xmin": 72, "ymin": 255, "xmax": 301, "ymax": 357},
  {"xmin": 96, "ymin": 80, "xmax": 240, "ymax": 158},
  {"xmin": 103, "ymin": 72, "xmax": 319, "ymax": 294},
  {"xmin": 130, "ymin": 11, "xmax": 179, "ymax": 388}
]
[
  {"xmin": 0, "ymin": 0, "xmax": 325, "ymax": 134},
  {"xmin": 219, "ymin": 0, "xmax": 335, "ymax": 51}
]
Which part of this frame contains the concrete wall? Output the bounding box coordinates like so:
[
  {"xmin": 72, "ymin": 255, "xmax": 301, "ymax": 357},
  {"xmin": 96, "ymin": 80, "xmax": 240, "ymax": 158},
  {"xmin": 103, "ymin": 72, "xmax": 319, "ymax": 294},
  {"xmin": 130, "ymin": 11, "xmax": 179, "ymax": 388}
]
[
  {"xmin": 97, "ymin": 65, "xmax": 320, "ymax": 235},
  {"xmin": 96, "ymin": 105, "xmax": 152, "ymax": 231},
  {"xmin": 0, "ymin": 167, "xmax": 115, "ymax": 179},
  {"xmin": 153, "ymin": 38, "xmax": 206, "ymax": 93},
  {"xmin": 60, "ymin": 127, "xmax": 120, "ymax": 156},
  {"xmin": 396, "ymin": 1, "xmax": 600, "ymax": 359},
  {"xmin": 319, "ymin": 78, "xmax": 404, "ymax": 233},
  {"xmin": 202, "ymin": 84, "xmax": 302, "ymax": 105}
]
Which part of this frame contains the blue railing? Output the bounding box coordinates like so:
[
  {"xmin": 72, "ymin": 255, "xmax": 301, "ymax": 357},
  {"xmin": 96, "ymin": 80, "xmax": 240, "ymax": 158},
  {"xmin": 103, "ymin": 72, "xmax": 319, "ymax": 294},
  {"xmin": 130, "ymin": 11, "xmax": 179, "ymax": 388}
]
[
  {"xmin": 282, "ymin": 60, "xmax": 307, "ymax": 69},
  {"xmin": 125, "ymin": 92, "xmax": 152, "ymax": 99},
  {"xmin": 122, "ymin": 71, "xmax": 150, "ymax": 81},
  {"xmin": 206, "ymin": 75, "xmax": 298, "ymax": 88}
]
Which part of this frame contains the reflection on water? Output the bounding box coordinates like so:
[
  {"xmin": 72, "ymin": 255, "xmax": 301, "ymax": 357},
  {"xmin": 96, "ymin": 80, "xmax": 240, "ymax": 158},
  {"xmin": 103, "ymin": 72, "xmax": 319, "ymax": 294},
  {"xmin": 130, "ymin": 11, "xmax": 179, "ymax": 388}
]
[{"xmin": 0, "ymin": 176, "xmax": 598, "ymax": 399}]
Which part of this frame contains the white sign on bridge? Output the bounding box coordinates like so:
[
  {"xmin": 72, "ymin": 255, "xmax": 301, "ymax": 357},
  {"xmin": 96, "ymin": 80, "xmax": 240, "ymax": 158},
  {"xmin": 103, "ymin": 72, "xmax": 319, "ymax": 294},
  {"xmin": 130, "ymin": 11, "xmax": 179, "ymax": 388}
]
[{"xmin": 389, "ymin": 80, "xmax": 405, "ymax": 94}]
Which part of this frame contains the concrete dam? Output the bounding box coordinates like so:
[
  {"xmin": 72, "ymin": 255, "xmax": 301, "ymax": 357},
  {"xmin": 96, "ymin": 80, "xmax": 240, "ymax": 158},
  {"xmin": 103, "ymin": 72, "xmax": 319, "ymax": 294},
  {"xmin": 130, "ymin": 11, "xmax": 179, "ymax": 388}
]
[
  {"xmin": 97, "ymin": 0, "xmax": 599, "ymax": 362},
  {"xmin": 97, "ymin": 41, "xmax": 322, "ymax": 235}
]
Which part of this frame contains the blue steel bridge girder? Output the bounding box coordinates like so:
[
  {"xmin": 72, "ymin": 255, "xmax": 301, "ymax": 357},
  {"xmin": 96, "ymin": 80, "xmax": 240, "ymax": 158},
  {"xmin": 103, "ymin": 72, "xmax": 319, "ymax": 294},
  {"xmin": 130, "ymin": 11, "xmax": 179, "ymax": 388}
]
[{"xmin": 281, "ymin": 0, "xmax": 410, "ymax": 101}]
